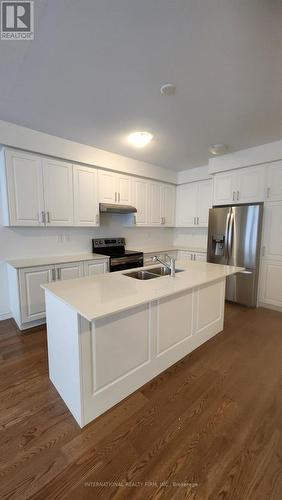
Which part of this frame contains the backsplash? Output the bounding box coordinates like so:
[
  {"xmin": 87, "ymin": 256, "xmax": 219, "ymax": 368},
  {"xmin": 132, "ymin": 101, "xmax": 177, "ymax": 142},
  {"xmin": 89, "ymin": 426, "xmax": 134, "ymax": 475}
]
[{"xmin": 173, "ymin": 227, "xmax": 208, "ymax": 249}]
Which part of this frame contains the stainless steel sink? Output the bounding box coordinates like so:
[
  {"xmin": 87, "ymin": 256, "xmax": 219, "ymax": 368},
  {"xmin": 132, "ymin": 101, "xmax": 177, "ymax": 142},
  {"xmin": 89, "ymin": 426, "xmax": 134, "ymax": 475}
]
[
  {"xmin": 146, "ymin": 266, "xmax": 184, "ymax": 276},
  {"xmin": 123, "ymin": 267, "xmax": 184, "ymax": 280},
  {"xmin": 123, "ymin": 270, "xmax": 159, "ymax": 280}
]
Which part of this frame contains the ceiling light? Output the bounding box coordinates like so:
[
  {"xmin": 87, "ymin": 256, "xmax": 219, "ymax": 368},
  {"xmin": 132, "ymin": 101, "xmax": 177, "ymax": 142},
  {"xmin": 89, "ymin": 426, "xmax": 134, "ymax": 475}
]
[
  {"xmin": 208, "ymin": 144, "xmax": 228, "ymax": 155},
  {"xmin": 160, "ymin": 83, "xmax": 176, "ymax": 96},
  {"xmin": 128, "ymin": 131, "xmax": 153, "ymax": 148}
]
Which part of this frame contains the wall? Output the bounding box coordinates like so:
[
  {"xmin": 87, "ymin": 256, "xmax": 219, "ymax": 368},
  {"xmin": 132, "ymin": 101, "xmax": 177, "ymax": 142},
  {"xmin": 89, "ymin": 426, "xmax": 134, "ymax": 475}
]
[
  {"xmin": 0, "ymin": 214, "xmax": 174, "ymax": 318},
  {"xmin": 0, "ymin": 120, "xmax": 177, "ymax": 184},
  {"xmin": 173, "ymin": 227, "xmax": 208, "ymax": 250},
  {"xmin": 177, "ymin": 165, "xmax": 211, "ymax": 184}
]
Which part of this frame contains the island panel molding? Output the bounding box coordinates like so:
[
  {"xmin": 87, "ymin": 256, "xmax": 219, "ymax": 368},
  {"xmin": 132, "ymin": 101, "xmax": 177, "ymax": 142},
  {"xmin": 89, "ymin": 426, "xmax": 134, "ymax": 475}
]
[{"xmin": 43, "ymin": 266, "xmax": 231, "ymax": 427}]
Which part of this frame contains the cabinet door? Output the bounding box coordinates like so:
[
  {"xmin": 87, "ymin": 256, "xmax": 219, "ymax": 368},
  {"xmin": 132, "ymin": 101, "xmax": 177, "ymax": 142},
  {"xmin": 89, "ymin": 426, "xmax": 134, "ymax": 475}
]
[
  {"xmin": 195, "ymin": 252, "xmax": 207, "ymax": 262},
  {"xmin": 162, "ymin": 184, "xmax": 176, "ymax": 226},
  {"xmin": 73, "ymin": 165, "xmax": 99, "ymax": 226},
  {"xmin": 266, "ymin": 162, "xmax": 282, "ymax": 201},
  {"xmin": 133, "ymin": 178, "xmax": 149, "ymax": 225},
  {"xmin": 98, "ymin": 170, "xmax": 116, "ymax": 204},
  {"xmin": 19, "ymin": 266, "xmax": 54, "ymax": 323},
  {"xmin": 149, "ymin": 182, "xmax": 163, "ymax": 225},
  {"xmin": 4, "ymin": 149, "xmax": 44, "ymax": 226},
  {"xmin": 84, "ymin": 260, "xmax": 108, "ymax": 276},
  {"xmin": 116, "ymin": 174, "xmax": 132, "ymax": 205},
  {"xmin": 176, "ymin": 183, "xmax": 197, "ymax": 227},
  {"xmin": 213, "ymin": 171, "xmax": 237, "ymax": 205},
  {"xmin": 43, "ymin": 159, "xmax": 74, "ymax": 226},
  {"xmin": 237, "ymin": 166, "xmax": 265, "ymax": 203},
  {"xmin": 56, "ymin": 262, "xmax": 84, "ymax": 281},
  {"xmin": 262, "ymin": 202, "xmax": 282, "ymax": 261},
  {"xmin": 260, "ymin": 261, "xmax": 282, "ymax": 308},
  {"xmin": 197, "ymin": 180, "xmax": 212, "ymax": 226},
  {"xmin": 178, "ymin": 250, "xmax": 194, "ymax": 261}
]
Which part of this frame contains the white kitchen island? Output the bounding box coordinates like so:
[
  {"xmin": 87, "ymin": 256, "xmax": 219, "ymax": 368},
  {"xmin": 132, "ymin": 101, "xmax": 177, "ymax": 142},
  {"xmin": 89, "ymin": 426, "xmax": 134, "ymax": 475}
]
[{"xmin": 42, "ymin": 261, "xmax": 242, "ymax": 427}]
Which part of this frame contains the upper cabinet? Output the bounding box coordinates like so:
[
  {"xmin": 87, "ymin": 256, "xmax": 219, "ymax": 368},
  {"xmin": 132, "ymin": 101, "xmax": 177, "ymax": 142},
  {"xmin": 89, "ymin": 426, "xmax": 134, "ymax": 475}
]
[
  {"xmin": 42, "ymin": 158, "xmax": 74, "ymax": 226},
  {"xmin": 0, "ymin": 149, "xmax": 45, "ymax": 226},
  {"xmin": 132, "ymin": 178, "xmax": 175, "ymax": 227},
  {"xmin": 98, "ymin": 170, "xmax": 132, "ymax": 205},
  {"xmin": 176, "ymin": 179, "xmax": 212, "ymax": 227},
  {"xmin": 132, "ymin": 177, "xmax": 150, "ymax": 226},
  {"xmin": 1, "ymin": 149, "xmax": 74, "ymax": 226},
  {"xmin": 73, "ymin": 165, "xmax": 99, "ymax": 226},
  {"xmin": 162, "ymin": 184, "xmax": 176, "ymax": 227},
  {"xmin": 213, "ymin": 166, "xmax": 265, "ymax": 205},
  {"xmin": 265, "ymin": 161, "xmax": 282, "ymax": 201}
]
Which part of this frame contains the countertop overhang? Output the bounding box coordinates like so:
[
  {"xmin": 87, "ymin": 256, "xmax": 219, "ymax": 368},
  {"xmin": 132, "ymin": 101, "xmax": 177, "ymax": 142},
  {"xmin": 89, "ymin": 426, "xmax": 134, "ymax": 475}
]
[{"xmin": 41, "ymin": 261, "xmax": 244, "ymax": 322}]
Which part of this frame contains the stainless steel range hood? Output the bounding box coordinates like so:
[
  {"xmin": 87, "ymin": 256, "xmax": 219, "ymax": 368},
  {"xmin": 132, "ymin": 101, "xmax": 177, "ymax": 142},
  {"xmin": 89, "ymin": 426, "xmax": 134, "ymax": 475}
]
[{"xmin": 99, "ymin": 203, "xmax": 137, "ymax": 214}]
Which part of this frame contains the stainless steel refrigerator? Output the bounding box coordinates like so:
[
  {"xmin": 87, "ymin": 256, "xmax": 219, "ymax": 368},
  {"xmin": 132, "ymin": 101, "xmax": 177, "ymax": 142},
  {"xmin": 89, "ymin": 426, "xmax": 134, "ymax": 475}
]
[{"xmin": 207, "ymin": 203, "xmax": 263, "ymax": 307}]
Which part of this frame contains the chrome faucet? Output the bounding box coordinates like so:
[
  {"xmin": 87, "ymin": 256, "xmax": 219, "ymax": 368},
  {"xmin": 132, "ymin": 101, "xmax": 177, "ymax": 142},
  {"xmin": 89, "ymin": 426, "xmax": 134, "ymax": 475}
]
[{"xmin": 152, "ymin": 254, "xmax": 176, "ymax": 277}]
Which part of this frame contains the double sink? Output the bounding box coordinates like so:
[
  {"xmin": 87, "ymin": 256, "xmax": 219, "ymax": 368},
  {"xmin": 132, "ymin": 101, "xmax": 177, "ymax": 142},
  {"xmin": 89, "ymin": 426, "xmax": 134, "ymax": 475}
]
[{"xmin": 123, "ymin": 266, "xmax": 184, "ymax": 280}]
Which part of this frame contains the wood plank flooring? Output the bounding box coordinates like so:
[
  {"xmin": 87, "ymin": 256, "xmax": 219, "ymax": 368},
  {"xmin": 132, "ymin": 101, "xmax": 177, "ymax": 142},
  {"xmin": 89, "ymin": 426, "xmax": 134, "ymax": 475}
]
[{"xmin": 0, "ymin": 303, "xmax": 282, "ymax": 499}]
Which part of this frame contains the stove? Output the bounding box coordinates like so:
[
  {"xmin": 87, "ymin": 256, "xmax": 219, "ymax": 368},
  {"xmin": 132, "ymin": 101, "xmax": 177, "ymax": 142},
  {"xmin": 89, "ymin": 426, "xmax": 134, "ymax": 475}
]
[{"xmin": 92, "ymin": 238, "xmax": 143, "ymax": 272}]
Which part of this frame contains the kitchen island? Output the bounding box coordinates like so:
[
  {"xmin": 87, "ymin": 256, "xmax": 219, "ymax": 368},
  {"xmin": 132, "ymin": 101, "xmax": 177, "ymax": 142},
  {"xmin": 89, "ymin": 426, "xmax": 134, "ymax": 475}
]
[{"xmin": 42, "ymin": 260, "xmax": 242, "ymax": 427}]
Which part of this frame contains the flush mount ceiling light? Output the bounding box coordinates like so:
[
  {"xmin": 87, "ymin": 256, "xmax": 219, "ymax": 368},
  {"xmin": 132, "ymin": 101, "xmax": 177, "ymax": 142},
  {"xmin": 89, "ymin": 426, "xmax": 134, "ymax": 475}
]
[
  {"xmin": 160, "ymin": 83, "xmax": 176, "ymax": 96},
  {"xmin": 208, "ymin": 144, "xmax": 228, "ymax": 156},
  {"xmin": 128, "ymin": 131, "xmax": 153, "ymax": 148}
]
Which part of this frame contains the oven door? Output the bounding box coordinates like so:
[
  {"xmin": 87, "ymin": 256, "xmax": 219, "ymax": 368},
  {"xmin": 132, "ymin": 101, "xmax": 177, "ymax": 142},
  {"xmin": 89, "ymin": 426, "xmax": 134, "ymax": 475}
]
[{"xmin": 110, "ymin": 255, "xmax": 143, "ymax": 272}]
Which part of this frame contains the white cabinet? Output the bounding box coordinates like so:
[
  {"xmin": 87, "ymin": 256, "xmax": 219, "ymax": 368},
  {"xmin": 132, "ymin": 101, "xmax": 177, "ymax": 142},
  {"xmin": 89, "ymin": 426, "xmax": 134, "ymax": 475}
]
[
  {"xmin": 262, "ymin": 202, "xmax": 282, "ymax": 261},
  {"xmin": 132, "ymin": 178, "xmax": 150, "ymax": 226},
  {"xmin": 55, "ymin": 262, "xmax": 84, "ymax": 281},
  {"xmin": 176, "ymin": 180, "xmax": 212, "ymax": 227},
  {"xmin": 8, "ymin": 257, "xmax": 109, "ymax": 330},
  {"xmin": 265, "ymin": 161, "xmax": 282, "ymax": 201},
  {"xmin": 260, "ymin": 261, "xmax": 282, "ymax": 309},
  {"xmin": 73, "ymin": 165, "xmax": 99, "ymax": 226},
  {"xmin": 213, "ymin": 166, "xmax": 265, "ymax": 205},
  {"xmin": 149, "ymin": 182, "xmax": 163, "ymax": 225},
  {"xmin": 0, "ymin": 149, "xmax": 45, "ymax": 226},
  {"xmin": 84, "ymin": 260, "xmax": 108, "ymax": 276},
  {"xmin": 0, "ymin": 148, "xmax": 74, "ymax": 227},
  {"xmin": 42, "ymin": 158, "xmax": 74, "ymax": 226},
  {"xmin": 178, "ymin": 250, "xmax": 207, "ymax": 261},
  {"xmin": 162, "ymin": 184, "xmax": 176, "ymax": 226},
  {"xmin": 19, "ymin": 265, "xmax": 54, "ymax": 323},
  {"xmin": 98, "ymin": 170, "xmax": 132, "ymax": 205}
]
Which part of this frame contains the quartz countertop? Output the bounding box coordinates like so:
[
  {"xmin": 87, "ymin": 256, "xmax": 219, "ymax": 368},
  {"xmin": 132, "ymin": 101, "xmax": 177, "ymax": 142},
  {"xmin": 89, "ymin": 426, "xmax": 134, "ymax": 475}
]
[
  {"xmin": 42, "ymin": 261, "xmax": 243, "ymax": 322},
  {"xmin": 6, "ymin": 253, "xmax": 109, "ymax": 268},
  {"xmin": 131, "ymin": 246, "xmax": 207, "ymax": 254}
]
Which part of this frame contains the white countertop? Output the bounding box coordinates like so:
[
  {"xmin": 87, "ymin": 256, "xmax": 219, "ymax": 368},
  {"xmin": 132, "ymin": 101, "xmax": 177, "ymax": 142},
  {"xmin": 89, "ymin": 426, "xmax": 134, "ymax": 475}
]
[
  {"xmin": 131, "ymin": 246, "xmax": 207, "ymax": 254},
  {"xmin": 6, "ymin": 253, "xmax": 109, "ymax": 268},
  {"xmin": 42, "ymin": 261, "xmax": 243, "ymax": 322}
]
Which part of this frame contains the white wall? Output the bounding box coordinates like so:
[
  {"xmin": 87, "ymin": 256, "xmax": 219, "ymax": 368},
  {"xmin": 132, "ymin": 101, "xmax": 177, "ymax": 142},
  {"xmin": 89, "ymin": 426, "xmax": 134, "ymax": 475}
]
[
  {"xmin": 177, "ymin": 165, "xmax": 211, "ymax": 184},
  {"xmin": 173, "ymin": 227, "xmax": 208, "ymax": 250},
  {"xmin": 0, "ymin": 120, "xmax": 177, "ymax": 184},
  {"xmin": 0, "ymin": 214, "xmax": 174, "ymax": 318}
]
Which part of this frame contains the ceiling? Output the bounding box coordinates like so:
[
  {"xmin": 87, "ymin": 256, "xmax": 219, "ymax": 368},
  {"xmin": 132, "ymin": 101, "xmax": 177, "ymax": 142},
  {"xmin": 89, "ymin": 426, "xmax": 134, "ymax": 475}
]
[{"xmin": 0, "ymin": 0, "xmax": 282, "ymax": 171}]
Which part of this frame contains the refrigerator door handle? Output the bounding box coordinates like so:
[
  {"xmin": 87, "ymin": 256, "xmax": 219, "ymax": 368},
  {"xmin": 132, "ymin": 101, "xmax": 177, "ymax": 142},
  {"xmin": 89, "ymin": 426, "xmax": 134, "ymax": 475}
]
[
  {"xmin": 227, "ymin": 211, "xmax": 234, "ymax": 263},
  {"xmin": 225, "ymin": 211, "xmax": 231, "ymax": 261}
]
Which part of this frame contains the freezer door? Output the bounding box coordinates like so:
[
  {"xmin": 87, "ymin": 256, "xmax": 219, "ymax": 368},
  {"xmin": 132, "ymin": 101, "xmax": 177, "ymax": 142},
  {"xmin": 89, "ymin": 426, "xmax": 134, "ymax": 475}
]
[
  {"xmin": 207, "ymin": 207, "xmax": 231, "ymax": 265},
  {"xmin": 225, "ymin": 269, "xmax": 258, "ymax": 307},
  {"xmin": 227, "ymin": 204, "xmax": 263, "ymax": 268}
]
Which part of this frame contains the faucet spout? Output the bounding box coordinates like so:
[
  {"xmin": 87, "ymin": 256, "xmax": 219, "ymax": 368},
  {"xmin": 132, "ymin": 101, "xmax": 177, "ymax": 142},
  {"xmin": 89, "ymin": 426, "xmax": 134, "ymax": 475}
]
[{"xmin": 152, "ymin": 254, "xmax": 176, "ymax": 277}]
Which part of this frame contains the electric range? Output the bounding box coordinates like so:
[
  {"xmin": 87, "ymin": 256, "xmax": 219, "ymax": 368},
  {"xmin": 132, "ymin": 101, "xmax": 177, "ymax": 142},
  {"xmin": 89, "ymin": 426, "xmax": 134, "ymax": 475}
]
[{"xmin": 92, "ymin": 238, "xmax": 143, "ymax": 272}]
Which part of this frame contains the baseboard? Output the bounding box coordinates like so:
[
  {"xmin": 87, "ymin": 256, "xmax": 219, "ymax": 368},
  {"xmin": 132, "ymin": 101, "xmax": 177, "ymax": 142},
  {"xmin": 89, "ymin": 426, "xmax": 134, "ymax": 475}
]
[
  {"xmin": 259, "ymin": 302, "xmax": 282, "ymax": 313},
  {"xmin": 0, "ymin": 311, "xmax": 12, "ymax": 321}
]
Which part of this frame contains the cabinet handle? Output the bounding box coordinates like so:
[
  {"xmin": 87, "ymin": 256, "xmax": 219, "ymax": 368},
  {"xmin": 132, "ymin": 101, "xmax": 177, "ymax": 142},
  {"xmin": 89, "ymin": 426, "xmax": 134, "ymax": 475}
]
[
  {"xmin": 46, "ymin": 211, "xmax": 50, "ymax": 223},
  {"xmin": 134, "ymin": 215, "xmax": 136, "ymax": 225},
  {"xmin": 118, "ymin": 192, "xmax": 120, "ymax": 202},
  {"xmin": 232, "ymin": 191, "xmax": 235, "ymax": 201},
  {"xmin": 197, "ymin": 217, "xmax": 199, "ymax": 225},
  {"xmin": 266, "ymin": 187, "xmax": 270, "ymax": 199},
  {"xmin": 115, "ymin": 192, "xmax": 117, "ymax": 202},
  {"xmin": 40, "ymin": 211, "xmax": 45, "ymax": 224},
  {"xmin": 237, "ymin": 191, "xmax": 239, "ymax": 201},
  {"xmin": 193, "ymin": 217, "xmax": 196, "ymax": 225},
  {"xmin": 52, "ymin": 268, "xmax": 56, "ymax": 281},
  {"xmin": 56, "ymin": 268, "xmax": 61, "ymax": 280}
]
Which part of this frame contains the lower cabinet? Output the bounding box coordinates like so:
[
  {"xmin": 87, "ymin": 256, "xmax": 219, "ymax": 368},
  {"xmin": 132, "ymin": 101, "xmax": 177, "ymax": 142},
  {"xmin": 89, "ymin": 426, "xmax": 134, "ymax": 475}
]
[
  {"xmin": 259, "ymin": 260, "xmax": 282, "ymax": 310},
  {"xmin": 178, "ymin": 250, "xmax": 207, "ymax": 262},
  {"xmin": 8, "ymin": 258, "xmax": 109, "ymax": 330}
]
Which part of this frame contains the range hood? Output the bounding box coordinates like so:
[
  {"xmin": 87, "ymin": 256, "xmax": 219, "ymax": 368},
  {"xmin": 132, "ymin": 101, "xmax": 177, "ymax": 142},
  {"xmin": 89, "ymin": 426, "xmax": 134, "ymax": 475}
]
[{"xmin": 99, "ymin": 203, "xmax": 137, "ymax": 214}]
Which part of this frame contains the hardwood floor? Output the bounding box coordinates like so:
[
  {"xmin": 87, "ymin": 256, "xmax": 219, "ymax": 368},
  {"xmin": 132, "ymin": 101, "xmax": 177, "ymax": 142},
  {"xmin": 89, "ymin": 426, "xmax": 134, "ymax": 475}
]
[{"xmin": 0, "ymin": 303, "xmax": 282, "ymax": 499}]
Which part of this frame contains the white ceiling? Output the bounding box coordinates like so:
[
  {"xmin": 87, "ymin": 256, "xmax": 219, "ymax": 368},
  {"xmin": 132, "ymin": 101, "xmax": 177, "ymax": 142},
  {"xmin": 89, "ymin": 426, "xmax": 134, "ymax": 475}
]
[{"xmin": 0, "ymin": 0, "xmax": 282, "ymax": 171}]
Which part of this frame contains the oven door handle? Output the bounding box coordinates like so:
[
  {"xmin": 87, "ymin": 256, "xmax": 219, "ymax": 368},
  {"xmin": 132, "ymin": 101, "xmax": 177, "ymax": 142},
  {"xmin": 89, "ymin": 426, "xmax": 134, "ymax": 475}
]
[{"xmin": 111, "ymin": 256, "xmax": 143, "ymax": 266}]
